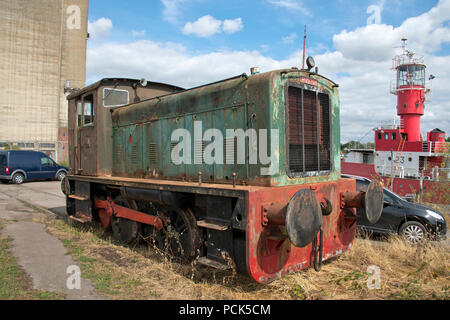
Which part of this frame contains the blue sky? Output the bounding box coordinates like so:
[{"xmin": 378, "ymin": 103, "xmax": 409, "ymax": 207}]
[
  {"xmin": 86, "ymin": 0, "xmax": 449, "ymax": 142},
  {"xmin": 88, "ymin": 0, "xmax": 439, "ymax": 59}
]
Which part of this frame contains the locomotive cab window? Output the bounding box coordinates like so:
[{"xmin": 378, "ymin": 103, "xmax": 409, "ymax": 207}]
[
  {"xmin": 76, "ymin": 100, "xmax": 82, "ymax": 127},
  {"xmin": 103, "ymin": 88, "xmax": 129, "ymax": 108},
  {"xmin": 286, "ymin": 85, "xmax": 331, "ymax": 177},
  {"xmin": 83, "ymin": 94, "xmax": 95, "ymax": 126}
]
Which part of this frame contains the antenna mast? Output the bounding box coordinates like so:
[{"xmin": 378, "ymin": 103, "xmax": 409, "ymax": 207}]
[{"xmin": 302, "ymin": 25, "xmax": 307, "ymax": 69}]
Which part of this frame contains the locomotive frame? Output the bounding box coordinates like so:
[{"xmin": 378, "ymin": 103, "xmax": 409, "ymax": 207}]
[{"xmin": 63, "ymin": 68, "xmax": 382, "ymax": 283}]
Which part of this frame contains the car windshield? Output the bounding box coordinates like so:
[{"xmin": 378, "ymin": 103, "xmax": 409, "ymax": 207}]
[
  {"xmin": 384, "ymin": 187, "xmax": 404, "ymax": 201},
  {"xmin": 349, "ymin": 176, "xmax": 405, "ymax": 202}
]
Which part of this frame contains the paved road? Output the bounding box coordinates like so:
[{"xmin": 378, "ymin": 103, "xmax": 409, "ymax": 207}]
[
  {"xmin": 0, "ymin": 181, "xmax": 104, "ymax": 300},
  {"xmin": 0, "ymin": 181, "xmax": 67, "ymax": 218}
]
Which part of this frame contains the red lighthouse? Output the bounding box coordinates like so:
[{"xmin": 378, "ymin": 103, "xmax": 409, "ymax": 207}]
[
  {"xmin": 392, "ymin": 39, "xmax": 427, "ymax": 142},
  {"xmin": 342, "ymin": 39, "xmax": 448, "ymax": 203}
]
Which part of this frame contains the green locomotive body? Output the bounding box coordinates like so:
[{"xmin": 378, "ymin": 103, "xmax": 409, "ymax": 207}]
[
  {"xmin": 64, "ymin": 67, "xmax": 382, "ymax": 283},
  {"xmin": 111, "ymin": 69, "xmax": 340, "ymax": 187}
]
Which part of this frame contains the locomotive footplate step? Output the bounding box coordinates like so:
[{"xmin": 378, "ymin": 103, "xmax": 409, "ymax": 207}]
[
  {"xmin": 197, "ymin": 220, "xmax": 229, "ymax": 231},
  {"xmin": 69, "ymin": 215, "xmax": 90, "ymax": 223},
  {"xmin": 197, "ymin": 257, "xmax": 231, "ymax": 270},
  {"xmin": 68, "ymin": 194, "xmax": 89, "ymax": 201}
]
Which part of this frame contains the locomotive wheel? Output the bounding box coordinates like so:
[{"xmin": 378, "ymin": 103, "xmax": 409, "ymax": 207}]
[
  {"xmin": 155, "ymin": 206, "xmax": 200, "ymax": 262},
  {"xmin": 111, "ymin": 196, "xmax": 138, "ymax": 244}
]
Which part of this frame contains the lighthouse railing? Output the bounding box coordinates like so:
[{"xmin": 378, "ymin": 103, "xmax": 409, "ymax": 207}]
[{"xmin": 392, "ymin": 54, "xmax": 424, "ymax": 70}]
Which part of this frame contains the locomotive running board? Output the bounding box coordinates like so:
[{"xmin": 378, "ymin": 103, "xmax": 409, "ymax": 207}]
[{"xmin": 197, "ymin": 257, "xmax": 231, "ymax": 270}]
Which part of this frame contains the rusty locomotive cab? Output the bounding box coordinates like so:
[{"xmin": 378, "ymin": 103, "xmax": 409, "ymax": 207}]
[{"xmin": 64, "ymin": 64, "xmax": 383, "ymax": 283}]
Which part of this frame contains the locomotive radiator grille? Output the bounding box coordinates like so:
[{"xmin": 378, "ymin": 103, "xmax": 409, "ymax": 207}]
[
  {"xmin": 287, "ymin": 86, "xmax": 331, "ymax": 177},
  {"xmin": 319, "ymin": 93, "xmax": 331, "ymax": 171},
  {"xmin": 130, "ymin": 145, "xmax": 138, "ymax": 167},
  {"xmin": 148, "ymin": 143, "xmax": 158, "ymax": 166},
  {"xmin": 194, "ymin": 140, "xmax": 206, "ymax": 164}
]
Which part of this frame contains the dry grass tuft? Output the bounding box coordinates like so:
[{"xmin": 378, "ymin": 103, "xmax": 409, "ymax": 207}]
[{"xmin": 37, "ymin": 215, "xmax": 449, "ymax": 300}]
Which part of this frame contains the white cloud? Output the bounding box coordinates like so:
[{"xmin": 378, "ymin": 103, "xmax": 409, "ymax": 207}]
[
  {"xmin": 161, "ymin": 0, "xmax": 185, "ymax": 24},
  {"xmin": 182, "ymin": 15, "xmax": 244, "ymax": 38},
  {"xmin": 326, "ymin": 0, "xmax": 450, "ymax": 140},
  {"xmin": 88, "ymin": 18, "xmax": 113, "ymax": 41},
  {"xmin": 132, "ymin": 30, "xmax": 146, "ymax": 38},
  {"xmin": 87, "ymin": 1, "xmax": 450, "ymax": 142},
  {"xmin": 260, "ymin": 44, "xmax": 270, "ymax": 52},
  {"xmin": 335, "ymin": 0, "xmax": 450, "ymax": 63},
  {"xmin": 267, "ymin": 0, "xmax": 311, "ymax": 15},
  {"xmin": 267, "ymin": 0, "xmax": 301, "ymax": 10},
  {"xmin": 223, "ymin": 18, "xmax": 243, "ymax": 35},
  {"xmin": 87, "ymin": 40, "xmax": 287, "ymax": 87},
  {"xmin": 282, "ymin": 32, "xmax": 298, "ymax": 44},
  {"xmin": 182, "ymin": 15, "xmax": 223, "ymax": 37},
  {"xmin": 333, "ymin": 24, "xmax": 399, "ymax": 62}
]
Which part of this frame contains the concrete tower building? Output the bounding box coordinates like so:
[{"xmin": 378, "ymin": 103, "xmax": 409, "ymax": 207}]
[{"xmin": 0, "ymin": 0, "xmax": 89, "ymax": 162}]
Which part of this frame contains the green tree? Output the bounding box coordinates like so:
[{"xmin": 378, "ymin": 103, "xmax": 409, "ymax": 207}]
[{"xmin": 3, "ymin": 143, "xmax": 20, "ymax": 150}]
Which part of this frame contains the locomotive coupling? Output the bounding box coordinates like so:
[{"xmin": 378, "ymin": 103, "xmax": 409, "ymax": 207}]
[
  {"xmin": 261, "ymin": 180, "xmax": 384, "ymax": 249},
  {"xmin": 262, "ymin": 189, "xmax": 323, "ymax": 248},
  {"xmin": 340, "ymin": 180, "xmax": 384, "ymax": 224}
]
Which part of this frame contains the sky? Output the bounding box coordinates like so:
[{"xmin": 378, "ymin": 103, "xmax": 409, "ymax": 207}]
[{"xmin": 86, "ymin": 0, "xmax": 450, "ymax": 143}]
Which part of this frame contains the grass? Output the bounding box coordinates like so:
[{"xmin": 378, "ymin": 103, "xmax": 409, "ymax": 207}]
[
  {"xmin": 0, "ymin": 222, "xmax": 65, "ymax": 300},
  {"xmin": 37, "ymin": 213, "xmax": 450, "ymax": 301}
]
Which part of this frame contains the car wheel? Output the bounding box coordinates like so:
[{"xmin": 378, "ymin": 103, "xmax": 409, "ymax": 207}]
[
  {"xmin": 400, "ymin": 221, "xmax": 427, "ymax": 244},
  {"xmin": 12, "ymin": 173, "xmax": 25, "ymax": 185},
  {"xmin": 57, "ymin": 171, "xmax": 67, "ymax": 181}
]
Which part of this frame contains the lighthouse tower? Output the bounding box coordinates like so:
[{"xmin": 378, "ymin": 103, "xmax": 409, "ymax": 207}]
[
  {"xmin": 342, "ymin": 39, "xmax": 448, "ymax": 202},
  {"xmin": 373, "ymin": 39, "xmax": 447, "ymax": 181},
  {"xmin": 392, "ymin": 39, "xmax": 427, "ymax": 142}
]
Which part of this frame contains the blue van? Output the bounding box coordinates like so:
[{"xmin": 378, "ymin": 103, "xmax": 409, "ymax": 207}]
[{"xmin": 0, "ymin": 151, "xmax": 68, "ymax": 184}]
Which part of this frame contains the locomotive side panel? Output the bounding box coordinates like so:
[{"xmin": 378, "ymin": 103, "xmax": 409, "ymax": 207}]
[{"xmin": 112, "ymin": 76, "xmax": 255, "ymax": 184}]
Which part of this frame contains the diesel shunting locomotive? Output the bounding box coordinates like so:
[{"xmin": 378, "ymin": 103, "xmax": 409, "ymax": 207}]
[{"xmin": 63, "ymin": 60, "xmax": 383, "ymax": 283}]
